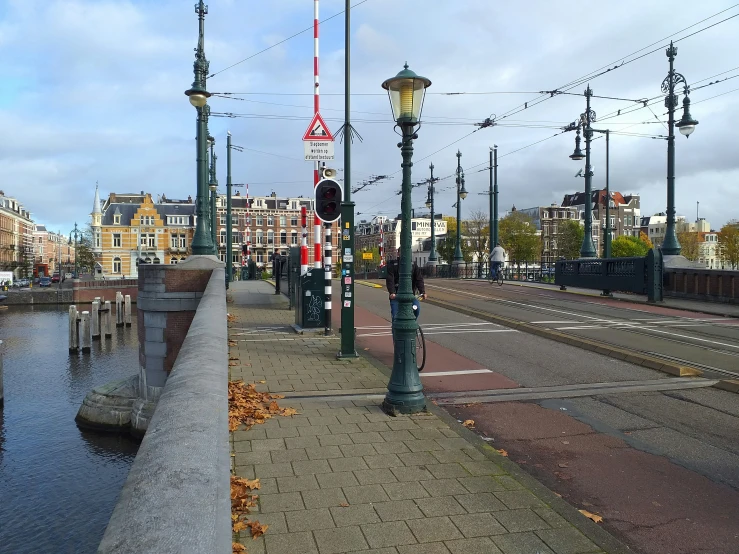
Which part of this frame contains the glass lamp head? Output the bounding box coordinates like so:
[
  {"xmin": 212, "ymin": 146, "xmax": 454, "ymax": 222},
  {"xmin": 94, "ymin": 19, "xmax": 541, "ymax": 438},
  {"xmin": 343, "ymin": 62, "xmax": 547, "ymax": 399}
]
[
  {"xmin": 676, "ymin": 95, "xmax": 698, "ymax": 137},
  {"xmin": 382, "ymin": 63, "xmax": 431, "ymax": 124}
]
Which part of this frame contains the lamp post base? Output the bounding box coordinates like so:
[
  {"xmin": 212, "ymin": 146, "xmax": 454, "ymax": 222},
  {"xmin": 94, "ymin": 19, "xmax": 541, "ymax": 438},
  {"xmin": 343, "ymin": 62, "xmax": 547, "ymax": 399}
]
[
  {"xmin": 382, "ymin": 394, "xmax": 426, "ymax": 416},
  {"xmin": 383, "ymin": 327, "xmax": 425, "ymax": 416}
]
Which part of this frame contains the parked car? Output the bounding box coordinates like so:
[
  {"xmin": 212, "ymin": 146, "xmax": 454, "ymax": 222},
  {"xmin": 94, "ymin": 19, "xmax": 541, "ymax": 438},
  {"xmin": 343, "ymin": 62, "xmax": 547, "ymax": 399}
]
[
  {"xmin": 39, "ymin": 277, "xmax": 52, "ymax": 287},
  {"xmin": 51, "ymin": 274, "xmax": 61, "ymax": 283},
  {"xmin": 16, "ymin": 278, "xmax": 30, "ymax": 287},
  {"xmin": 64, "ymin": 273, "xmax": 73, "ymax": 279}
]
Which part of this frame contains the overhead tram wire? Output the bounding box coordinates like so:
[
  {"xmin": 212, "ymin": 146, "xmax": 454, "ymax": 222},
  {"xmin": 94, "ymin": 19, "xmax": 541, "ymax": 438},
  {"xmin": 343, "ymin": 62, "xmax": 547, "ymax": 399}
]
[{"xmin": 207, "ymin": 0, "xmax": 371, "ymax": 79}]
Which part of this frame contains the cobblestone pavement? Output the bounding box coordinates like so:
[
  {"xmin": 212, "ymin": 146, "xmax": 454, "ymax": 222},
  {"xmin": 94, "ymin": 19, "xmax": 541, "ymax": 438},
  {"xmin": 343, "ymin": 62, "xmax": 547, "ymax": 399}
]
[{"xmin": 229, "ymin": 281, "xmax": 616, "ymax": 554}]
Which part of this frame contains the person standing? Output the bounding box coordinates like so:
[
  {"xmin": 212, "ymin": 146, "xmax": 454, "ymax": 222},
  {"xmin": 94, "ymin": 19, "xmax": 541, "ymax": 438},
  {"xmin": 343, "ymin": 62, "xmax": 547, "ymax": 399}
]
[
  {"xmin": 386, "ymin": 248, "xmax": 426, "ymax": 323},
  {"xmin": 272, "ymin": 250, "xmax": 282, "ymax": 295}
]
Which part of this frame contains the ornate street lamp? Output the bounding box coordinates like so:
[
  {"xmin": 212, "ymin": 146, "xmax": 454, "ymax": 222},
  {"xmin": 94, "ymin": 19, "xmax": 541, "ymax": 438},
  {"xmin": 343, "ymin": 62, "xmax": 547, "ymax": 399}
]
[
  {"xmin": 662, "ymin": 41, "xmax": 698, "ymax": 256},
  {"xmin": 381, "ymin": 63, "xmax": 431, "ymax": 415},
  {"xmin": 426, "ymin": 163, "xmax": 438, "ymax": 265},
  {"xmin": 453, "ymin": 151, "xmax": 467, "ymax": 265},
  {"xmin": 209, "ymin": 136, "xmax": 218, "ymax": 251},
  {"xmin": 568, "ymin": 87, "xmax": 597, "ymax": 258},
  {"xmin": 184, "ymin": 0, "xmax": 215, "ymax": 255}
]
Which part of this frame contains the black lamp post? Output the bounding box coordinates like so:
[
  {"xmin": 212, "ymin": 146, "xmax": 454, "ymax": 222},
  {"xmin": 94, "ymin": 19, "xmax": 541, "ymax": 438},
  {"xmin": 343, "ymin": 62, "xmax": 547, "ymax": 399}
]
[
  {"xmin": 425, "ymin": 163, "xmax": 438, "ymax": 265},
  {"xmin": 209, "ymin": 136, "xmax": 218, "ymax": 253},
  {"xmin": 662, "ymin": 41, "xmax": 698, "ymax": 256},
  {"xmin": 68, "ymin": 222, "xmax": 79, "ymax": 278},
  {"xmin": 453, "ymin": 150, "xmax": 468, "ymax": 265},
  {"xmin": 381, "ymin": 63, "xmax": 431, "ymax": 415},
  {"xmin": 569, "ymin": 86, "xmax": 597, "ymax": 258},
  {"xmin": 184, "ymin": 0, "xmax": 215, "ymax": 256}
]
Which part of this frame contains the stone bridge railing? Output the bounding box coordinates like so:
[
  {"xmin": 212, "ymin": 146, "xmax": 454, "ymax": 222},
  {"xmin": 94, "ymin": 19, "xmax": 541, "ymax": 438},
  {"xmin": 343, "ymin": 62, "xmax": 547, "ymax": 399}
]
[
  {"xmin": 665, "ymin": 267, "xmax": 738, "ymax": 304},
  {"xmin": 97, "ymin": 263, "xmax": 230, "ymax": 554}
]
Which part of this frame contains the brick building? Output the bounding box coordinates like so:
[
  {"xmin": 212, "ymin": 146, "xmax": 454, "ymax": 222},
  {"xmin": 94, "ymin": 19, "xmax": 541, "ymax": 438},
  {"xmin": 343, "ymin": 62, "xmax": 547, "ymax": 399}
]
[
  {"xmin": 33, "ymin": 225, "xmax": 76, "ymax": 275},
  {"xmin": 0, "ymin": 192, "xmax": 35, "ymax": 277},
  {"xmin": 91, "ymin": 187, "xmax": 196, "ymax": 278},
  {"xmin": 518, "ymin": 204, "xmax": 581, "ymax": 262}
]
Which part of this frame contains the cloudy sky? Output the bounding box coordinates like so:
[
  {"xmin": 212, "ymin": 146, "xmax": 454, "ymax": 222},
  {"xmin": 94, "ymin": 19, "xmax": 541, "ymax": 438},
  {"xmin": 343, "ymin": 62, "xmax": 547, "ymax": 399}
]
[{"xmin": 1, "ymin": 0, "xmax": 737, "ymax": 233}]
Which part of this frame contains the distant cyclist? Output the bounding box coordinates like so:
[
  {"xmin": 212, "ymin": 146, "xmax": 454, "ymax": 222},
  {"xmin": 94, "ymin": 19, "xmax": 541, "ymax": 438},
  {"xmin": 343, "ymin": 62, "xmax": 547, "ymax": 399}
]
[
  {"xmin": 489, "ymin": 243, "xmax": 506, "ymax": 281},
  {"xmin": 386, "ymin": 248, "xmax": 427, "ymax": 322}
]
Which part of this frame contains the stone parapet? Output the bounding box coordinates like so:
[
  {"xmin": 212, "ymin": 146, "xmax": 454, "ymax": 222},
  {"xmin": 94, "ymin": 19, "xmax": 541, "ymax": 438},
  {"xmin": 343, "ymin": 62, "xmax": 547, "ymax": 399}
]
[
  {"xmin": 665, "ymin": 267, "xmax": 738, "ymax": 304},
  {"xmin": 98, "ymin": 267, "xmax": 229, "ymax": 553}
]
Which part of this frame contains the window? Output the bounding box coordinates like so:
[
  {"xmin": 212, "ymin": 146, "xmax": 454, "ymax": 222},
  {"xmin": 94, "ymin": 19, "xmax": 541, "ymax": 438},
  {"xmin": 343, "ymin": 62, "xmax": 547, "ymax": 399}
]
[
  {"xmin": 280, "ymin": 230, "xmax": 287, "ymax": 244},
  {"xmin": 267, "ymin": 216, "xmax": 274, "ymax": 226},
  {"xmin": 279, "ymin": 215, "xmax": 287, "ymax": 227},
  {"xmin": 113, "ymin": 233, "xmax": 121, "ymax": 248},
  {"xmin": 220, "ymin": 214, "xmax": 226, "ymax": 225},
  {"xmin": 148, "ymin": 234, "xmax": 156, "ymax": 248},
  {"xmin": 171, "ymin": 234, "xmax": 178, "ymax": 248},
  {"xmin": 113, "ymin": 257, "xmax": 121, "ymax": 274},
  {"xmin": 291, "ymin": 201, "xmax": 297, "ymax": 210},
  {"xmin": 257, "ymin": 199, "xmax": 263, "ymax": 207},
  {"xmin": 178, "ymin": 234, "xmax": 187, "ymax": 248},
  {"xmin": 256, "ymin": 230, "xmax": 263, "ymax": 245},
  {"xmin": 153, "ymin": 257, "xmax": 161, "ymax": 264},
  {"xmin": 256, "ymin": 215, "xmax": 263, "ymax": 226},
  {"xmin": 170, "ymin": 258, "xmax": 178, "ymax": 264},
  {"xmin": 291, "ymin": 216, "xmax": 298, "ymax": 227},
  {"xmin": 267, "ymin": 230, "xmax": 274, "ymax": 245},
  {"xmin": 220, "ymin": 231, "xmax": 226, "ymax": 246},
  {"xmin": 114, "ymin": 214, "xmax": 121, "ymax": 225},
  {"xmin": 291, "ymin": 231, "xmax": 298, "ymax": 245}
]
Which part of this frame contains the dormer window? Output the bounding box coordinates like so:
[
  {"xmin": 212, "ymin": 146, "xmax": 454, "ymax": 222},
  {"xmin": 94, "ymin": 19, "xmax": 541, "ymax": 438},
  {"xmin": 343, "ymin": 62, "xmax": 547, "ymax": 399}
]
[{"xmin": 114, "ymin": 214, "xmax": 121, "ymax": 225}]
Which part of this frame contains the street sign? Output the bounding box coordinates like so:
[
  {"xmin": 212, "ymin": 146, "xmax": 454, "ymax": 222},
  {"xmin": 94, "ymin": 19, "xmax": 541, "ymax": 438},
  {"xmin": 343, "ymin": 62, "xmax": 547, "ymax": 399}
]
[
  {"xmin": 362, "ymin": 252, "xmax": 373, "ymax": 260},
  {"xmin": 303, "ymin": 113, "xmax": 334, "ymax": 161}
]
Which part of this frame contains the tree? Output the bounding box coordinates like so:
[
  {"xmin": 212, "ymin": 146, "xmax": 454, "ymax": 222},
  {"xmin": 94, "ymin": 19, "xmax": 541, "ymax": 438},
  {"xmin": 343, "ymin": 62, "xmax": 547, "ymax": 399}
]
[
  {"xmin": 463, "ymin": 209, "xmax": 489, "ymax": 263},
  {"xmin": 499, "ymin": 212, "xmax": 540, "ymax": 263},
  {"xmin": 718, "ymin": 222, "xmax": 739, "ymax": 269},
  {"xmin": 611, "ymin": 235, "xmax": 651, "ymax": 258},
  {"xmin": 639, "ymin": 231, "xmax": 653, "ymax": 249},
  {"xmin": 557, "ymin": 220, "xmax": 584, "ymax": 259},
  {"xmin": 75, "ymin": 224, "xmax": 97, "ymax": 273},
  {"xmin": 676, "ymin": 231, "xmax": 700, "ymax": 261},
  {"xmin": 437, "ymin": 216, "xmax": 473, "ymax": 263}
]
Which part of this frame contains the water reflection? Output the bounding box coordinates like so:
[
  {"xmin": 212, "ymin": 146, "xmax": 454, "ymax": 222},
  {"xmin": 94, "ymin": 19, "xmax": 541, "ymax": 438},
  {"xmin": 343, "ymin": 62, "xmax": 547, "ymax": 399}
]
[{"xmin": 0, "ymin": 303, "xmax": 140, "ymax": 553}]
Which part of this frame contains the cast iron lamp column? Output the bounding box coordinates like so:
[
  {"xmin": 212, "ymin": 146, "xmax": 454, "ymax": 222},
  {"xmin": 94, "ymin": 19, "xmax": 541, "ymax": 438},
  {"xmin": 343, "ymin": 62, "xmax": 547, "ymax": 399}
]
[
  {"xmin": 425, "ymin": 163, "xmax": 438, "ymax": 264},
  {"xmin": 69, "ymin": 222, "xmax": 79, "ymax": 278},
  {"xmin": 453, "ymin": 151, "xmax": 468, "ymax": 265},
  {"xmin": 209, "ymin": 137, "xmax": 218, "ymax": 254},
  {"xmin": 381, "ymin": 63, "xmax": 431, "ymax": 415},
  {"xmin": 184, "ymin": 0, "xmax": 215, "ymax": 256},
  {"xmin": 662, "ymin": 41, "xmax": 699, "ymax": 255},
  {"xmin": 569, "ymin": 86, "xmax": 597, "ymax": 258},
  {"xmin": 226, "ymin": 132, "xmax": 233, "ymax": 283}
]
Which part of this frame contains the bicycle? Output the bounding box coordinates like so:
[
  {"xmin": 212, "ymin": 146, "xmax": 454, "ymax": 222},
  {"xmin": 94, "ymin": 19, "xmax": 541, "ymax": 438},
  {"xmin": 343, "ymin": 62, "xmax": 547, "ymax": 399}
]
[
  {"xmin": 488, "ymin": 265, "xmax": 504, "ymax": 286},
  {"xmin": 412, "ymin": 295, "xmax": 426, "ymax": 372}
]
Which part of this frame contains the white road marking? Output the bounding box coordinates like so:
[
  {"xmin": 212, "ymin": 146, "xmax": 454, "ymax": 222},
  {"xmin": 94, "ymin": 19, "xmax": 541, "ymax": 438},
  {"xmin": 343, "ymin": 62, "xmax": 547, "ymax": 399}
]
[
  {"xmin": 421, "ymin": 369, "xmax": 492, "ymax": 377},
  {"xmin": 356, "ymin": 329, "xmax": 517, "ymax": 338},
  {"xmin": 531, "ymin": 321, "xmax": 580, "ymax": 324}
]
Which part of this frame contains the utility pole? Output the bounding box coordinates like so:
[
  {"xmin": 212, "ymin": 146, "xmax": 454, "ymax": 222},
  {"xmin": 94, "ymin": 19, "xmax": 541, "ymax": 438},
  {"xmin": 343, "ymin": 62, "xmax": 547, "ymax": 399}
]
[
  {"xmin": 209, "ymin": 137, "xmax": 218, "ymax": 254},
  {"xmin": 426, "ymin": 163, "xmax": 438, "ymax": 265},
  {"xmin": 338, "ymin": 0, "xmax": 358, "ymax": 358},
  {"xmin": 226, "ymin": 132, "xmax": 233, "ymax": 284}
]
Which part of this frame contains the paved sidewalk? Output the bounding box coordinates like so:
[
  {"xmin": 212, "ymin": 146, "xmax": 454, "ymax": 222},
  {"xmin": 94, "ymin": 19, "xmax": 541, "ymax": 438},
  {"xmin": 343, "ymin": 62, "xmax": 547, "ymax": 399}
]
[{"xmin": 228, "ymin": 281, "xmax": 619, "ymax": 554}]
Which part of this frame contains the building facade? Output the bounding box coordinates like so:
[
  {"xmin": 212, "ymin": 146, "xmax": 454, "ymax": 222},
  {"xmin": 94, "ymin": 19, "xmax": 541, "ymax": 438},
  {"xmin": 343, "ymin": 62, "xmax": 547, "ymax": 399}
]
[
  {"xmin": 355, "ymin": 215, "xmax": 448, "ymax": 264},
  {"xmin": 33, "ymin": 225, "xmax": 76, "ymax": 274},
  {"xmin": 0, "ymin": 192, "xmax": 35, "ymax": 277},
  {"xmin": 91, "ymin": 187, "xmax": 196, "ymax": 278},
  {"xmin": 518, "ymin": 204, "xmax": 580, "ymax": 263}
]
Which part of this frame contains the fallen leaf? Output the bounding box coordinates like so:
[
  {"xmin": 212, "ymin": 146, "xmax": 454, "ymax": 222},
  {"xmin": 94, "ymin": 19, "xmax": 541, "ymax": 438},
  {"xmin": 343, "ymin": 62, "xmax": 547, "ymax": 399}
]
[
  {"xmin": 246, "ymin": 520, "xmax": 268, "ymax": 539},
  {"xmin": 363, "ymin": 347, "xmax": 370, "ymax": 351},
  {"xmin": 558, "ymin": 463, "xmax": 568, "ymax": 468},
  {"xmin": 232, "ymin": 543, "xmax": 246, "ymax": 552},
  {"xmin": 578, "ymin": 509, "xmax": 603, "ymax": 524},
  {"xmin": 229, "ymin": 361, "xmax": 239, "ymax": 366},
  {"xmin": 462, "ymin": 419, "xmax": 475, "ymax": 428},
  {"xmin": 496, "ymin": 449, "xmax": 509, "ymax": 457},
  {"xmin": 231, "ymin": 514, "xmax": 238, "ymax": 522},
  {"xmin": 232, "ymin": 521, "xmax": 248, "ymax": 533},
  {"xmin": 229, "ymin": 356, "xmax": 240, "ymax": 361},
  {"xmin": 562, "ymin": 441, "xmax": 570, "ymax": 445},
  {"xmin": 258, "ymin": 380, "xmax": 266, "ymax": 384},
  {"xmin": 228, "ymin": 341, "xmax": 237, "ymax": 347},
  {"xmin": 339, "ymin": 502, "xmax": 349, "ymax": 507}
]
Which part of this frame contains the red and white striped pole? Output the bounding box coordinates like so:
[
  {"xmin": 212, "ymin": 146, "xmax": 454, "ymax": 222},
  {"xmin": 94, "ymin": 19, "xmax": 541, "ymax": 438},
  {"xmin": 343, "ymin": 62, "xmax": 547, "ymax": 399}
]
[
  {"xmin": 300, "ymin": 206, "xmax": 308, "ymax": 275},
  {"xmin": 313, "ymin": 0, "xmax": 322, "ymax": 269},
  {"xmin": 379, "ymin": 225, "xmax": 385, "ymax": 267}
]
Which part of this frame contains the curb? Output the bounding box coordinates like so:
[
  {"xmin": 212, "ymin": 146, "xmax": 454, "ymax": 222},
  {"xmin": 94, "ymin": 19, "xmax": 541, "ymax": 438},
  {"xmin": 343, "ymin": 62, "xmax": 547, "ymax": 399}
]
[
  {"xmin": 356, "ymin": 280, "xmax": 383, "ymax": 289},
  {"xmin": 714, "ymin": 379, "xmax": 739, "ymax": 394},
  {"xmin": 424, "ymin": 297, "xmax": 703, "ymax": 378},
  {"xmin": 358, "ymin": 350, "xmax": 632, "ymax": 554}
]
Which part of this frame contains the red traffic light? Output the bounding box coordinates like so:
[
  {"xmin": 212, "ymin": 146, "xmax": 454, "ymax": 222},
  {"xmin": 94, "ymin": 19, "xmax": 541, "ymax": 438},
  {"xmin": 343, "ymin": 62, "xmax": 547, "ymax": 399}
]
[{"xmin": 314, "ymin": 179, "xmax": 343, "ymax": 223}]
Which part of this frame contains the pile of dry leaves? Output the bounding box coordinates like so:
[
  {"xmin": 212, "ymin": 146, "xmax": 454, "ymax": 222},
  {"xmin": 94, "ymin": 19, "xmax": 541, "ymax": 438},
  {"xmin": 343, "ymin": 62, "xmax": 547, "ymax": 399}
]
[
  {"xmin": 231, "ymin": 476, "xmax": 267, "ymax": 552},
  {"xmin": 228, "ymin": 380, "xmax": 297, "ymax": 432}
]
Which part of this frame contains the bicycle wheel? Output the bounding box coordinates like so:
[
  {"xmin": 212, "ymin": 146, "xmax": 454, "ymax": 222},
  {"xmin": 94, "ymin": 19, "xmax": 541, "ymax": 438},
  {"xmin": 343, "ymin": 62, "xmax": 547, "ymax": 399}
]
[
  {"xmin": 415, "ymin": 326, "xmax": 426, "ymax": 372},
  {"xmin": 496, "ymin": 271, "xmax": 504, "ymax": 286}
]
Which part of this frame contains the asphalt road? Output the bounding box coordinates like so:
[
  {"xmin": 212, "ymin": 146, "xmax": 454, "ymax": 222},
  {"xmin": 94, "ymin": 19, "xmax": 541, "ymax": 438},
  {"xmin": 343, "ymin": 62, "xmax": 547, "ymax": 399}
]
[{"xmin": 348, "ymin": 279, "xmax": 739, "ymax": 554}]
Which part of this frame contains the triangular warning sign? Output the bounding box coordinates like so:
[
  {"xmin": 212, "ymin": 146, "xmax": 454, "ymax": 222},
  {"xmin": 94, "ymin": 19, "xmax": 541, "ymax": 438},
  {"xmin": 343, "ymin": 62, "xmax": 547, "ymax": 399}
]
[{"xmin": 303, "ymin": 113, "xmax": 334, "ymax": 141}]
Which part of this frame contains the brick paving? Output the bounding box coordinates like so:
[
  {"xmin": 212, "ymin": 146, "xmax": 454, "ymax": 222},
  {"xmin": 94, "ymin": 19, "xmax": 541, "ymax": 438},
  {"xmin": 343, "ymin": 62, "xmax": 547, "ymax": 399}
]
[{"xmin": 229, "ymin": 281, "xmax": 609, "ymax": 554}]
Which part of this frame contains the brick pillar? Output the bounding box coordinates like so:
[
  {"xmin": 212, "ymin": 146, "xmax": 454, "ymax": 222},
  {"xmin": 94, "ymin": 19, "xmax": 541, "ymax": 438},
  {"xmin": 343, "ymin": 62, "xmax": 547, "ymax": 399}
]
[{"xmin": 132, "ymin": 256, "xmax": 224, "ymax": 435}]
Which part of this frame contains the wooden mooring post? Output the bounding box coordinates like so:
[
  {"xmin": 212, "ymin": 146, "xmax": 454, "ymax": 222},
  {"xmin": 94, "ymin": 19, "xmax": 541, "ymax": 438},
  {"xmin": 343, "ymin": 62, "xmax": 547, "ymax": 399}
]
[
  {"xmin": 104, "ymin": 300, "xmax": 113, "ymax": 338},
  {"xmin": 69, "ymin": 305, "xmax": 79, "ymax": 352},
  {"xmin": 124, "ymin": 294, "xmax": 132, "ymax": 327},
  {"xmin": 80, "ymin": 311, "xmax": 91, "ymax": 353},
  {"xmin": 91, "ymin": 300, "xmax": 101, "ymax": 341},
  {"xmin": 116, "ymin": 292, "xmax": 124, "ymax": 327}
]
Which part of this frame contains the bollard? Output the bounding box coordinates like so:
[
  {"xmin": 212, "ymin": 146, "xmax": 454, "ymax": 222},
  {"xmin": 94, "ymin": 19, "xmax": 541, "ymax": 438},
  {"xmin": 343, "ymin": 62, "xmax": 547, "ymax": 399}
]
[
  {"xmin": 104, "ymin": 301, "xmax": 113, "ymax": 338},
  {"xmin": 91, "ymin": 300, "xmax": 101, "ymax": 341},
  {"xmin": 116, "ymin": 292, "xmax": 124, "ymax": 327},
  {"xmin": 80, "ymin": 311, "xmax": 91, "ymax": 353},
  {"xmin": 124, "ymin": 295, "xmax": 132, "ymax": 327},
  {"xmin": 69, "ymin": 305, "xmax": 79, "ymax": 353}
]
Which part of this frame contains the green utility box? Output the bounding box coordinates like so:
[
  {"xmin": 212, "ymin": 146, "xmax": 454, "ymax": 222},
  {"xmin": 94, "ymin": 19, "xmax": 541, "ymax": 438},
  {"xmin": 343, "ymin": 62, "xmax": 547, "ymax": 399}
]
[
  {"xmin": 295, "ymin": 269, "xmax": 325, "ymax": 329},
  {"xmin": 288, "ymin": 247, "xmax": 301, "ymax": 309}
]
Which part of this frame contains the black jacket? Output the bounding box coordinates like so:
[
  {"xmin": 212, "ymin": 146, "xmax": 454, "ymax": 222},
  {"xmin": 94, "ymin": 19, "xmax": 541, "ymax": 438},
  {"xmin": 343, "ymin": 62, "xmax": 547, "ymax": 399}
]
[{"xmin": 386, "ymin": 260, "xmax": 425, "ymax": 296}]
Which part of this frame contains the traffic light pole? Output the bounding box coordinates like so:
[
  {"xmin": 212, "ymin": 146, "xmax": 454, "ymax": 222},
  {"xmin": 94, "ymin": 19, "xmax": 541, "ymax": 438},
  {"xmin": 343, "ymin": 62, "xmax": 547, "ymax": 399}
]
[{"xmin": 338, "ymin": 0, "xmax": 358, "ymax": 358}]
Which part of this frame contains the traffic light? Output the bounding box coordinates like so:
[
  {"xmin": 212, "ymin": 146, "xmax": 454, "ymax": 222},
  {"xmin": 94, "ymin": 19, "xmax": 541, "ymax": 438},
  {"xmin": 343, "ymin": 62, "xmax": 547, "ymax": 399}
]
[{"xmin": 314, "ymin": 178, "xmax": 342, "ymax": 223}]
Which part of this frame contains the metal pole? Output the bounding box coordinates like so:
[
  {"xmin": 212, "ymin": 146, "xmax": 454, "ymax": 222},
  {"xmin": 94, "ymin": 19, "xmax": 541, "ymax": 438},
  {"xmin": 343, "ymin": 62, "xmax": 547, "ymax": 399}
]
[
  {"xmin": 488, "ymin": 149, "xmax": 494, "ymax": 256},
  {"xmin": 428, "ymin": 163, "xmax": 437, "ymax": 263},
  {"xmin": 338, "ymin": 0, "xmax": 357, "ymax": 357},
  {"xmin": 383, "ymin": 123, "xmax": 424, "ymax": 415},
  {"xmin": 453, "ymin": 150, "xmax": 464, "ymax": 264},
  {"xmin": 662, "ymin": 42, "xmax": 681, "ymax": 255},
  {"xmin": 190, "ymin": 1, "xmax": 215, "ymax": 256},
  {"xmin": 209, "ymin": 139, "xmax": 218, "ymax": 254},
  {"xmin": 581, "ymin": 86, "xmax": 597, "ymax": 258},
  {"xmin": 226, "ymin": 132, "xmax": 233, "ymax": 283},
  {"xmin": 605, "ymin": 130, "xmax": 611, "ymax": 259},
  {"xmin": 493, "ymin": 146, "xmax": 499, "ymax": 247},
  {"xmin": 73, "ymin": 223, "xmax": 78, "ymax": 278}
]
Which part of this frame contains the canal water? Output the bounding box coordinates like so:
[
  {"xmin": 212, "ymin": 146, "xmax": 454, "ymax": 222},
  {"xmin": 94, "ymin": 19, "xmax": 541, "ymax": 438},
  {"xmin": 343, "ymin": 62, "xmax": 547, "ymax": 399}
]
[{"xmin": 0, "ymin": 304, "xmax": 140, "ymax": 553}]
